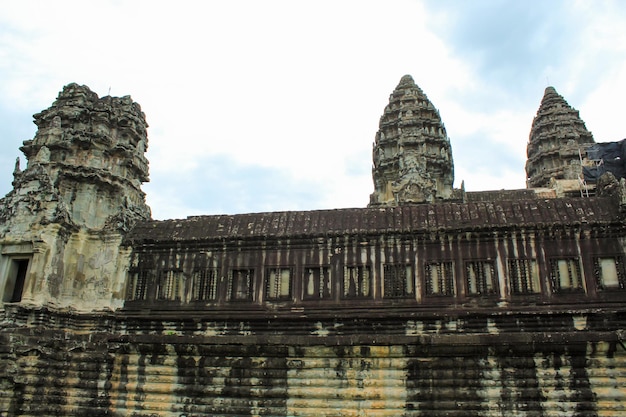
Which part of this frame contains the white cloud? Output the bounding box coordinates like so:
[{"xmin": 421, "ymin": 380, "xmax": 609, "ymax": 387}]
[{"xmin": 580, "ymin": 62, "xmax": 626, "ymax": 142}]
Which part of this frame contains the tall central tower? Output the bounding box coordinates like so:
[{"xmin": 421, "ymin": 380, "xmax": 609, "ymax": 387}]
[
  {"xmin": 369, "ymin": 75, "xmax": 454, "ymax": 206},
  {"xmin": 526, "ymin": 86, "xmax": 595, "ymax": 188}
]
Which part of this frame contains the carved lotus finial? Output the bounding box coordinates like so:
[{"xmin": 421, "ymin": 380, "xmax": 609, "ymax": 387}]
[{"xmin": 398, "ymin": 74, "xmax": 415, "ymax": 87}]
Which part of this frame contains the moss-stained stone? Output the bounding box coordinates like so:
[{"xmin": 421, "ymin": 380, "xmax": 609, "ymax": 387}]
[{"xmin": 2, "ymin": 80, "xmax": 626, "ymax": 416}]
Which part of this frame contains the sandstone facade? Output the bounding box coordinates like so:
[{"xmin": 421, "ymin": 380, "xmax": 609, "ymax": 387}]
[
  {"xmin": 1, "ymin": 78, "xmax": 626, "ymax": 416},
  {"xmin": 0, "ymin": 84, "xmax": 150, "ymax": 311}
]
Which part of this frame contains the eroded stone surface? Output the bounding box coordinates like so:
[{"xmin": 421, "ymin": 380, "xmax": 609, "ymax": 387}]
[
  {"xmin": 3, "ymin": 83, "xmax": 150, "ymax": 234},
  {"xmin": 2, "ymin": 306, "xmax": 626, "ymax": 417},
  {"xmin": 1, "ymin": 79, "xmax": 626, "ymax": 416},
  {"xmin": 369, "ymin": 75, "xmax": 455, "ymax": 206},
  {"xmin": 0, "ymin": 84, "xmax": 150, "ymax": 310}
]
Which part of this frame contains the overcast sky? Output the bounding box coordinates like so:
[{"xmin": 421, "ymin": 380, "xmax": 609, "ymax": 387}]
[{"xmin": 1, "ymin": 0, "xmax": 625, "ymax": 220}]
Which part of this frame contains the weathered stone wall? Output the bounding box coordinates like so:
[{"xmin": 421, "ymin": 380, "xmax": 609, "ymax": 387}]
[
  {"xmin": 0, "ymin": 230, "xmax": 132, "ymax": 310},
  {"xmin": 0, "ymin": 84, "xmax": 150, "ymax": 311},
  {"xmin": 121, "ymin": 198, "xmax": 626, "ymax": 312},
  {"xmin": 1, "ymin": 305, "xmax": 626, "ymax": 416},
  {"xmin": 2, "ymin": 80, "xmax": 626, "ymax": 417}
]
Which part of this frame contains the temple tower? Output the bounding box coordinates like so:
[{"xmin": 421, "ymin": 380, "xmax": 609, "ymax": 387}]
[
  {"xmin": 0, "ymin": 84, "xmax": 151, "ymax": 309},
  {"xmin": 369, "ymin": 75, "xmax": 454, "ymax": 206},
  {"xmin": 526, "ymin": 86, "xmax": 595, "ymax": 188}
]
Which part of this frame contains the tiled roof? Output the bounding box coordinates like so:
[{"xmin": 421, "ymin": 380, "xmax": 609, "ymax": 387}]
[{"xmin": 125, "ymin": 197, "xmax": 620, "ymax": 244}]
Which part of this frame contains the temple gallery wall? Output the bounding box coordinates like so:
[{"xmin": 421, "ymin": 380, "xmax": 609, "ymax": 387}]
[{"xmin": 1, "ymin": 76, "xmax": 626, "ymax": 416}]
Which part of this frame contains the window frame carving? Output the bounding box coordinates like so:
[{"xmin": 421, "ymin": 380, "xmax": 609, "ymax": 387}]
[
  {"xmin": 464, "ymin": 260, "xmax": 497, "ymax": 296},
  {"xmin": 508, "ymin": 259, "xmax": 541, "ymax": 295},
  {"xmin": 342, "ymin": 265, "xmax": 372, "ymax": 299},
  {"xmin": 265, "ymin": 267, "xmax": 293, "ymax": 301},
  {"xmin": 425, "ymin": 261, "xmax": 455, "ymax": 297},
  {"xmin": 127, "ymin": 269, "xmax": 152, "ymax": 301},
  {"xmin": 549, "ymin": 257, "xmax": 583, "ymax": 293},
  {"xmin": 303, "ymin": 265, "xmax": 332, "ymax": 300},
  {"xmin": 191, "ymin": 268, "xmax": 219, "ymax": 301},
  {"xmin": 383, "ymin": 263, "xmax": 414, "ymax": 298},
  {"xmin": 229, "ymin": 268, "xmax": 255, "ymax": 301},
  {"xmin": 156, "ymin": 269, "xmax": 184, "ymax": 301},
  {"xmin": 593, "ymin": 256, "xmax": 626, "ymax": 291}
]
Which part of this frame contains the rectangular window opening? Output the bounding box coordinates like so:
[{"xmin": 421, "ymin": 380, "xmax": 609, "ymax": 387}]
[
  {"xmin": 550, "ymin": 258, "xmax": 583, "ymax": 293},
  {"xmin": 230, "ymin": 269, "xmax": 254, "ymax": 301},
  {"xmin": 192, "ymin": 268, "xmax": 219, "ymax": 301},
  {"xmin": 509, "ymin": 259, "xmax": 541, "ymax": 294},
  {"xmin": 384, "ymin": 264, "xmax": 414, "ymax": 298},
  {"xmin": 3, "ymin": 259, "xmax": 30, "ymax": 303},
  {"xmin": 265, "ymin": 267, "xmax": 292, "ymax": 300},
  {"xmin": 303, "ymin": 266, "xmax": 332, "ymax": 300},
  {"xmin": 127, "ymin": 270, "xmax": 151, "ymax": 301},
  {"xmin": 157, "ymin": 270, "xmax": 183, "ymax": 301},
  {"xmin": 594, "ymin": 256, "xmax": 626, "ymax": 290},
  {"xmin": 343, "ymin": 265, "xmax": 371, "ymax": 298},
  {"xmin": 425, "ymin": 261, "xmax": 454, "ymax": 296},
  {"xmin": 465, "ymin": 260, "xmax": 497, "ymax": 296}
]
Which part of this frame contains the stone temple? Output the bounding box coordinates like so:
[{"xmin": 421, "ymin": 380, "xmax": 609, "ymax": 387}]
[{"xmin": 1, "ymin": 76, "xmax": 626, "ymax": 416}]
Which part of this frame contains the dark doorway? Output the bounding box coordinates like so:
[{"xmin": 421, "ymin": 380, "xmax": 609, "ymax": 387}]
[{"xmin": 5, "ymin": 259, "xmax": 29, "ymax": 303}]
